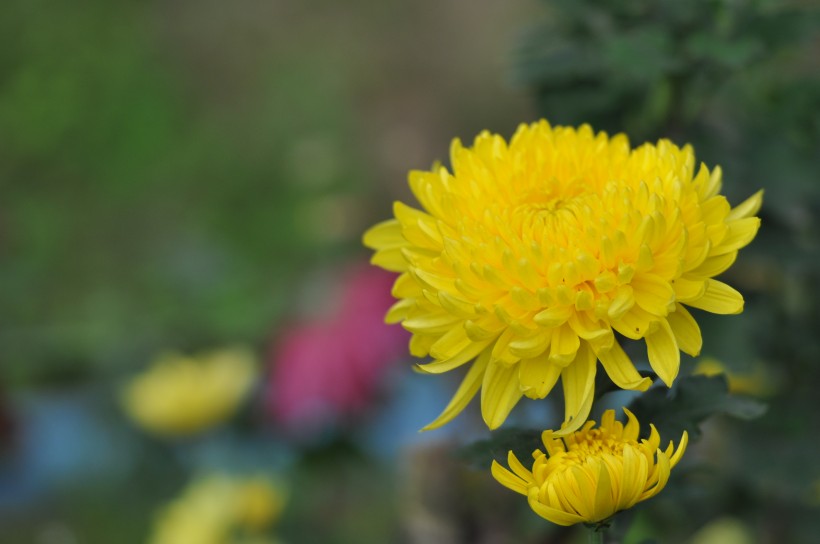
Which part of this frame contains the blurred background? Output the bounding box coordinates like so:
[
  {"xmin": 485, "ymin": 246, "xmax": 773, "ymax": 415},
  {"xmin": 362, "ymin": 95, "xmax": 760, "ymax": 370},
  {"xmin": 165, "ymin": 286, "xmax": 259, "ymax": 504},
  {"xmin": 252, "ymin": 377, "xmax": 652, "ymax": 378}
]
[{"xmin": 1, "ymin": 1, "xmax": 818, "ymax": 543}]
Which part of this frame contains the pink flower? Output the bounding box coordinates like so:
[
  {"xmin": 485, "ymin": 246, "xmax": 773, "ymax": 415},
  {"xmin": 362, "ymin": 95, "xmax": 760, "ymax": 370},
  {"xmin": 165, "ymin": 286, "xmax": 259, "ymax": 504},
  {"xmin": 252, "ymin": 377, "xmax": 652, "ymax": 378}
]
[{"xmin": 266, "ymin": 263, "xmax": 409, "ymax": 434}]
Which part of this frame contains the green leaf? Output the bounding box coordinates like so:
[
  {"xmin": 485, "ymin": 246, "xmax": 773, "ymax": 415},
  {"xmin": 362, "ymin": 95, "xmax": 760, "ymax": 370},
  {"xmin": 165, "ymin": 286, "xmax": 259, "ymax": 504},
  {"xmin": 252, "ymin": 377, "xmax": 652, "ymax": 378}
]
[
  {"xmin": 458, "ymin": 427, "xmax": 543, "ymax": 469},
  {"xmin": 627, "ymin": 374, "xmax": 767, "ymax": 441}
]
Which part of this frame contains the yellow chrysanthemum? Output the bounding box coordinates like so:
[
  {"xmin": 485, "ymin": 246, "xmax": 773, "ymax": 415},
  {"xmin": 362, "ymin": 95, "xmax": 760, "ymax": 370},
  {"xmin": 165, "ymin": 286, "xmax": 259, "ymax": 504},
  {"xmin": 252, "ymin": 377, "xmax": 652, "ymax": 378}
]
[
  {"xmin": 491, "ymin": 408, "xmax": 687, "ymax": 526},
  {"xmin": 148, "ymin": 473, "xmax": 286, "ymax": 544},
  {"xmin": 122, "ymin": 347, "xmax": 257, "ymax": 436},
  {"xmin": 363, "ymin": 120, "xmax": 762, "ymax": 433}
]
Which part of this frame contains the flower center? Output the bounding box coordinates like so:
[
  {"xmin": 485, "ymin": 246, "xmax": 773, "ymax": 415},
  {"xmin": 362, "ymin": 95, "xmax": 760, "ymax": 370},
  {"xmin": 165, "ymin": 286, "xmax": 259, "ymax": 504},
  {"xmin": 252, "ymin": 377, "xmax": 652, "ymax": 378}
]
[
  {"xmin": 538, "ymin": 429, "xmax": 639, "ymax": 484},
  {"xmin": 520, "ymin": 181, "xmax": 586, "ymax": 215}
]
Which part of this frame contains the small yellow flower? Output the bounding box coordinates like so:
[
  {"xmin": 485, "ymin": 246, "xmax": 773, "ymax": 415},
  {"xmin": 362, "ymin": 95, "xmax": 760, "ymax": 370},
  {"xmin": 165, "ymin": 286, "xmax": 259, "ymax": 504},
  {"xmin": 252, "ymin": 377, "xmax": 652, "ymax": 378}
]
[
  {"xmin": 689, "ymin": 517, "xmax": 754, "ymax": 544},
  {"xmin": 148, "ymin": 473, "xmax": 285, "ymax": 544},
  {"xmin": 236, "ymin": 477, "xmax": 287, "ymax": 531},
  {"xmin": 491, "ymin": 409, "xmax": 687, "ymax": 526},
  {"xmin": 694, "ymin": 357, "xmax": 774, "ymax": 396},
  {"xmin": 122, "ymin": 347, "xmax": 256, "ymax": 436},
  {"xmin": 364, "ymin": 120, "xmax": 762, "ymax": 433}
]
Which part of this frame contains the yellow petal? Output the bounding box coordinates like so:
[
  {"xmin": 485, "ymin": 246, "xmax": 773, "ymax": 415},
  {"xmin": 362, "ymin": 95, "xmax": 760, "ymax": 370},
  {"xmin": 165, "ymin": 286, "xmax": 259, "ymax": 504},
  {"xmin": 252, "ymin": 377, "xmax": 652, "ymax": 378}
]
[
  {"xmin": 507, "ymin": 450, "xmax": 534, "ymax": 482},
  {"xmin": 689, "ymin": 252, "xmax": 737, "ymax": 278},
  {"xmin": 640, "ymin": 448, "xmax": 671, "ymax": 501},
  {"xmin": 672, "ymin": 276, "xmax": 706, "ymax": 302},
  {"xmin": 491, "ymin": 460, "xmax": 529, "ymax": 496},
  {"xmin": 666, "ymin": 303, "xmax": 702, "ymax": 356},
  {"xmin": 408, "ymin": 333, "xmax": 435, "ymax": 357},
  {"xmin": 593, "ymin": 460, "xmax": 615, "ymax": 522},
  {"xmin": 726, "ymin": 189, "xmax": 763, "ymax": 221},
  {"xmin": 509, "ymin": 330, "xmax": 551, "ymax": 359},
  {"xmin": 623, "ymin": 407, "xmax": 640, "ymax": 442},
  {"xmin": 572, "ymin": 464, "xmax": 598, "ymax": 519},
  {"xmin": 527, "ymin": 488, "xmax": 585, "ymax": 526},
  {"xmin": 518, "ymin": 354, "xmax": 562, "ymax": 399},
  {"xmin": 549, "ymin": 325, "xmax": 580, "ymax": 366},
  {"xmin": 646, "ymin": 319, "xmax": 680, "ymax": 387},
  {"xmin": 385, "ymin": 299, "xmax": 413, "ymax": 324},
  {"xmin": 611, "ymin": 305, "xmax": 655, "ymax": 340},
  {"xmin": 481, "ymin": 359, "xmax": 524, "ymax": 429},
  {"xmin": 711, "ymin": 217, "xmax": 761, "ymax": 256},
  {"xmin": 417, "ymin": 337, "xmax": 493, "ymax": 374},
  {"xmin": 370, "ymin": 248, "xmax": 407, "ymax": 272},
  {"xmin": 554, "ymin": 343, "xmax": 596, "ymax": 437},
  {"xmin": 686, "ymin": 279, "xmax": 744, "ymax": 315},
  {"xmin": 607, "ymin": 285, "xmax": 635, "ymax": 320},
  {"xmin": 429, "ymin": 325, "xmax": 472, "ymax": 360},
  {"xmin": 621, "ymin": 444, "xmax": 650, "ymax": 508},
  {"xmin": 567, "ymin": 311, "xmax": 611, "ymax": 343},
  {"xmin": 631, "ymin": 273, "xmax": 675, "ymax": 316},
  {"xmin": 533, "ymin": 305, "xmax": 572, "ymax": 327},
  {"xmin": 438, "ymin": 291, "xmax": 476, "ymax": 318},
  {"xmin": 669, "ymin": 430, "xmax": 689, "ymax": 468},
  {"xmin": 422, "ymin": 349, "xmax": 490, "ymax": 430},
  {"xmin": 362, "ymin": 218, "xmax": 404, "ymax": 250},
  {"xmin": 403, "ymin": 312, "xmax": 461, "ymax": 334},
  {"xmin": 595, "ymin": 341, "xmax": 652, "ymax": 391}
]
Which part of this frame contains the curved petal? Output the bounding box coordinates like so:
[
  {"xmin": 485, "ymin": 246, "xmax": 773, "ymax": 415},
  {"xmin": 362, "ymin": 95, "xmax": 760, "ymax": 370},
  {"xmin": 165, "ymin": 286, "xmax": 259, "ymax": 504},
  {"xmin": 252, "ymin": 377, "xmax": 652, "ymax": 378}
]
[
  {"xmin": 554, "ymin": 343, "xmax": 596, "ymax": 437},
  {"xmin": 491, "ymin": 460, "xmax": 529, "ymax": 496},
  {"xmin": 595, "ymin": 341, "xmax": 652, "ymax": 391},
  {"xmin": 481, "ymin": 359, "xmax": 524, "ymax": 430},
  {"xmin": 646, "ymin": 319, "xmax": 680, "ymax": 387},
  {"xmin": 527, "ymin": 488, "xmax": 585, "ymax": 526},
  {"xmin": 422, "ymin": 349, "xmax": 490, "ymax": 430}
]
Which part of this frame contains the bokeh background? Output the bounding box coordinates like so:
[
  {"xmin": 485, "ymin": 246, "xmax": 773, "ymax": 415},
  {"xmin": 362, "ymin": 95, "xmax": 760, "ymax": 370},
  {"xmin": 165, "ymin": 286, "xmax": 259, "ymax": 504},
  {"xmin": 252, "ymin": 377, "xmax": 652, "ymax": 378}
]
[{"xmin": 1, "ymin": 1, "xmax": 819, "ymax": 543}]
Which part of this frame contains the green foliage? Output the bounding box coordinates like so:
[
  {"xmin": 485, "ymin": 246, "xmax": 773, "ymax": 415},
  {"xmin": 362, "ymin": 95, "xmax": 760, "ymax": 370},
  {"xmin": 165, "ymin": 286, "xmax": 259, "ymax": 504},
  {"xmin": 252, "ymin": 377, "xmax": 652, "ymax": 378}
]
[
  {"xmin": 0, "ymin": 0, "xmax": 369, "ymax": 385},
  {"xmin": 627, "ymin": 374, "xmax": 766, "ymax": 441},
  {"xmin": 459, "ymin": 427, "xmax": 543, "ymax": 469}
]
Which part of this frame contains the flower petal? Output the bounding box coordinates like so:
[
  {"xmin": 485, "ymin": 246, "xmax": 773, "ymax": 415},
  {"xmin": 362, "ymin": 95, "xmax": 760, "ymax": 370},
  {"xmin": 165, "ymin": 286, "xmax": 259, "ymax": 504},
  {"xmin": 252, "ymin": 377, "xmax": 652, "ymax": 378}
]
[
  {"xmin": 491, "ymin": 460, "xmax": 529, "ymax": 496},
  {"xmin": 646, "ymin": 319, "xmax": 680, "ymax": 387},
  {"xmin": 666, "ymin": 303, "xmax": 702, "ymax": 356},
  {"xmin": 481, "ymin": 358, "xmax": 524, "ymax": 430},
  {"xmin": 519, "ymin": 353, "xmax": 563, "ymax": 399},
  {"xmin": 422, "ymin": 349, "xmax": 490, "ymax": 430},
  {"xmin": 631, "ymin": 273, "xmax": 675, "ymax": 316},
  {"xmin": 686, "ymin": 279, "xmax": 744, "ymax": 315},
  {"xmin": 726, "ymin": 189, "xmax": 764, "ymax": 221},
  {"xmin": 593, "ymin": 459, "xmax": 615, "ymax": 522},
  {"xmin": 595, "ymin": 341, "xmax": 652, "ymax": 391},
  {"xmin": 554, "ymin": 342, "xmax": 596, "ymax": 436},
  {"xmin": 527, "ymin": 488, "xmax": 585, "ymax": 526},
  {"xmin": 362, "ymin": 218, "xmax": 404, "ymax": 250}
]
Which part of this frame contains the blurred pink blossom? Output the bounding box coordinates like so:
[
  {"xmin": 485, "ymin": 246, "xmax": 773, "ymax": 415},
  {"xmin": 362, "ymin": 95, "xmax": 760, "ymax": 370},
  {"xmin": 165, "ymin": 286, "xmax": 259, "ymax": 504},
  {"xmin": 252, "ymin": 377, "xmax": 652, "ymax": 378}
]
[{"xmin": 266, "ymin": 263, "xmax": 409, "ymax": 434}]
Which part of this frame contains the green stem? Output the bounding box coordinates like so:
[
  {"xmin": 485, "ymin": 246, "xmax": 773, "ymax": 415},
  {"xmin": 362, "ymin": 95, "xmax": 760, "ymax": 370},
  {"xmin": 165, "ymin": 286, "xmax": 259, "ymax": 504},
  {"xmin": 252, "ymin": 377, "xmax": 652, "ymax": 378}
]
[
  {"xmin": 587, "ymin": 528, "xmax": 604, "ymax": 544},
  {"xmin": 586, "ymin": 525, "xmax": 605, "ymax": 544}
]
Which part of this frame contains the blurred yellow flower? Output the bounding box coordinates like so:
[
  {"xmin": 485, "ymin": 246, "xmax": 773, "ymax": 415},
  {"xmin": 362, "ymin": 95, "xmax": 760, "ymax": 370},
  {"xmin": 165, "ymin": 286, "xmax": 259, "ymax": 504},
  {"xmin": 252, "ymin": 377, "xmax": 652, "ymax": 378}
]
[
  {"xmin": 122, "ymin": 347, "xmax": 257, "ymax": 436},
  {"xmin": 491, "ymin": 408, "xmax": 687, "ymax": 526},
  {"xmin": 689, "ymin": 517, "xmax": 754, "ymax": 544},
  {"xmin": 149, "ymin": 473, "xmax": 285, "ymax": 544},
  {"xmin": 694, "ymin": 357, "xmax": 774, "ymax": 396},
  {"xmin": 364, "ymin": 120, "xmax": 762, "ymax": 433}
]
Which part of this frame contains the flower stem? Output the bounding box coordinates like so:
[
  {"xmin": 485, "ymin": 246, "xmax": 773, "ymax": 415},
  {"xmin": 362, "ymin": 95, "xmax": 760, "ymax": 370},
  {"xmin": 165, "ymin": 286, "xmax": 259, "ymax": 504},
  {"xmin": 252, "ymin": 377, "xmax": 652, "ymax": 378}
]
[
  {"xmin": 586, "ymin": 526, "xmax": 605, "ymax": 544},
  {"xmin": 587, "ymin": 529, "xmax": 604, "ymax": 544}
]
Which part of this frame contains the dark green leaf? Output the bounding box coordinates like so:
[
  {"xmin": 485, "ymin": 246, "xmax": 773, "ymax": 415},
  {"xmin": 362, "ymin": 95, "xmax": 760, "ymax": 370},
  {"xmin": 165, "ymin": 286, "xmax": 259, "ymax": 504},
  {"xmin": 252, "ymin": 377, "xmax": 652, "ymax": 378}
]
[
  {"xmin": 458, "ymin": 427, "xmax": 543, "ymax": 469},
  {"xmin": 627, "ymin": 374, "xmax": 767, "ymax": 441}
]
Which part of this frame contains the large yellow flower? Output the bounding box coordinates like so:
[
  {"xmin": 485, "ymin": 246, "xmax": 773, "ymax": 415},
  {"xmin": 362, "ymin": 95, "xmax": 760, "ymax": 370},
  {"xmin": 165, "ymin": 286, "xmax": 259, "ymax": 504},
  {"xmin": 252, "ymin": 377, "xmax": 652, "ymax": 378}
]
[
  {"xmin": 364, "ymin": 120, "xmax": 762, "ymax": 433},
  {"xmin": 491, "ymin": 409, "xmax": 687, "ymax": 526},
  {"xmin": 122, "ymin": 347, "xmax": 257, "ymax": 436}
]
